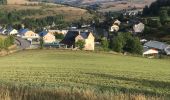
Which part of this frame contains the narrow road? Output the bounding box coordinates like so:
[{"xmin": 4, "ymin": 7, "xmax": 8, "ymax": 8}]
[{"xmin": 14, "ymin": 37, "xmax": 31, "ymax": 50}]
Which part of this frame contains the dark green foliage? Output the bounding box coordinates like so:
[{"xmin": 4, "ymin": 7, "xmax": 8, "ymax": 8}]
[
  {"xmin": 160, "ymin": 10, "xmax": 169, "ymax": 25},
  {"xmin": 0, "ymin": 9, "xmax": 67, "ymax": 30},
  {"xmin": 124, "ymin": 37, "xmax": 142, "ymax": 54},
  {"xmin": 143, "ymin": 0, "xmax": 170, "ymax": 16},
  {"xmin": 0, "ymin": 0, "xmax": 7, "ymax": 5},
  {"xmin": 111, "ymin": 33, "xmax": 142, "ymax": 54},
  {"xmin": 0, "ymin": 36, "xmax": 14, "ymax": 50},
  {"xmin": 147, "ymin": 18, "xmax": 161, "ymax": 28},
  {"xmin": 112, "ymin": 34, "xmax": 124, "ymax": 52},
  {"xmin": 75, "ymin": 40, "xmax": 85, "ymax": 50},
  {"xmin": 23, "ymin": 15, "xmax": 66, "ymax": 30},
  {"xmin": 55, "ymin": 33, "xmax": 64, "ymax": 40},
  {"xmin": 101, "ymin": 38, "xmax": 109, "ymax": 51},
  {"xmin": 40, "ymin": 38, "xmax": 44, "ymax": 49}
]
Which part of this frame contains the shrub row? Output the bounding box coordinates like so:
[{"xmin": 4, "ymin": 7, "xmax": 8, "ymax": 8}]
[{"xmin": 0, "ymin": 36, "xmax": 14, "ymax": 50}]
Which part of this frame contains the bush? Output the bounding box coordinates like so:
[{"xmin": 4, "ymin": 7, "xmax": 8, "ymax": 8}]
[
  {"xmin": 111, "ymin": 32, "xmax": 142, "ymax": 54},
  {"xmin": 112, "ymin": 34, "xmax": 124, "ymax": 52},
  {"xmin": 40, "ymin": 38, "xmax": 44, "ymax": 49},
  {"xmin": 0, "ymin": 36, "xmax": 14, "ymax": 50},
  {"xmin": 76, "ymin": 40, "xmax": 85, "ymax": 50},
  {"xmin": 124, "ymin": 37, "xmax": 142, "ymax": 54},
  {"xmin": 101, "ymin": 38, "xmax": 109, "ymax": 51},
  {"xmin": 55, "ymin": 33, "xmax": 64, "ymax": 40}
]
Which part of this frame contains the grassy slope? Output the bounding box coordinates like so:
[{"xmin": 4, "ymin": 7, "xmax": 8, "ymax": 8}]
[
  {"xmin": 0, "ymin": 50, "xmax": 170, "ymax": 96},
  {"xmin": 0, "ymin": 4, "xmax": 92, "ymax": 22}
]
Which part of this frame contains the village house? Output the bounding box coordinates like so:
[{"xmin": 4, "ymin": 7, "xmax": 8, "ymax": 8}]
[
  {"xmin": 48, "ymin": 30, "xmax": 68, "ymax": 35},
  {"xmin": 110, "ymin": 19, "xmax": 121, "ymax": 32},
  {"xmin": 114, "ymin": 19, "xmax": 121, "ymax": 26},
  {"xmin": 144, "ymin": 41, "xmax": 170, "ymax": 55},
  {"xmin": 143, "ymin": 46, "xmax": 159, "ymax": 58},
  {"xmin": 39, "ymin": 31, "xmax": 56, "ymax": 43},
  {"xmin": 0, "ymin": 28, "xmax": 7, "ymax": 35},
  {"xmin": 61, "ymin": 30, "xmax": 95, "ymax": 50},
  {"xmin": 5, "ymin": 28, "xmax": 18, "ymax": 35},
  {"xmin": 18, "ymin": 28, "xmax": 39, "ymax": 39},
  {"xmin": 133, "ymin": 22, "xmax": 145, "ymax": 34}
]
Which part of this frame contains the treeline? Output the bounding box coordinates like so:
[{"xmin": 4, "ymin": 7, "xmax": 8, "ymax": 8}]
[
  {"xmin": 101, "ymin": 32, "xmax": 142, "ymax": 55},
  {"xmin": 0, "ymin": 9, "xmax": 45, "ymax": 24},
  {"xmin": 0, "ymin": 0, "xmax": 7, "ymax": 5},
  {"xmin": 143, "ymin": 0, "xmax": 170, "ymax": 16},
  {"xmin": 0, "ymin": 36, "xmax": 14, "ymax": 50},
  {"xmin": 0, "ymin": 9, "xmax": 68, "ymax": 30},
  {"xmin": 22, "ymin": 15, "xmax": 67, "ymax": 30}
]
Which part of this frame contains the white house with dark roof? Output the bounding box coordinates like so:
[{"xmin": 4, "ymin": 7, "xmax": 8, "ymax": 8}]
[
  {"xmin": 6, "ymin": 28, "xmax": 18, "ymax": 35},
  {"xmin": 0, "ymin": 28, "xmax": 7, "ymax": 35},
  {"xmin": 144, "ymin": 41, "xmax": 170, "ymax": 55}
]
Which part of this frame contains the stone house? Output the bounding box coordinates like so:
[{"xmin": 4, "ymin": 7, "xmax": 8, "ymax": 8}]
[
  {"xmin": 39, "ymin": 31, "xmax": 56, "ymax": 43},
  {"xmin": 61, "ymin": 31, "xmax": 95, "ymax": 50}
]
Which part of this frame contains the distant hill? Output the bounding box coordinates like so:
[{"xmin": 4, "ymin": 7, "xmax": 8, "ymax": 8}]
[
  {"xmin": 34, "ymin": 0, "xmax": 156, "ymax": 12},
  {"xmin": 7, "ymin": 0, "xmax": 28, "ymax": 4}
]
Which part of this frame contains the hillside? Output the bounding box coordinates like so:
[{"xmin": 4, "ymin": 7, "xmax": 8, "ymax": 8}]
[
  {"xmin": 46, "ymin": 0, "xmax": 156, "ymax": 12},
  {"xmin": 0, "ymin": 1, "xmax": 93, "ymax": 22},
  {"xmin": 7, "ymin": 0, "xmax": 28, "ymax": 4}
]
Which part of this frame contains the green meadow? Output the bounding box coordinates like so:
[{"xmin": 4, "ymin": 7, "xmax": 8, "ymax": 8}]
[{"xmin": 0, "ymin": 50, "xmax": 170, "ymax": 99}]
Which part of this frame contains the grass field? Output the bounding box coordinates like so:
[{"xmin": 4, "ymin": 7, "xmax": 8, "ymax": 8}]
[{"xmin": 0, "ymin": 50, "xmax": 170, "ymax": 99}]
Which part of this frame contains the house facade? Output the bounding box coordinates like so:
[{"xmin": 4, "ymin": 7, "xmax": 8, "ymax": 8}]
[
  {"xmin": 61, "ymin": 31, "xmax": 95, "ymax": 50},
  {"xmin": 6, "ymin": 28, "xmax": 18, "ymax": 35},
  {"xmin": 75, "ymin": 32, "xmax": 95, "ymax": 50},
  {"xmin": 18, "ymin": 29, "xmax": 39, "ymax": 39},
  {"xmin": 49, "ymin": 30, "xmax": 68, "ymax": 35},
  {"xmin": 39, "ymin": 31, "xmax": 56, "ymax": 43},
  {"xmin": 144, "ymin": 41, "xmax": 170, "ymax": 55}
]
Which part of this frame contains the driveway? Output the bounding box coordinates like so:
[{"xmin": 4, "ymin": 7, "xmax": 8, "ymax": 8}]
[{"xmin": 14, "ymin": 37, "xmax": 31, "ymax": 50}]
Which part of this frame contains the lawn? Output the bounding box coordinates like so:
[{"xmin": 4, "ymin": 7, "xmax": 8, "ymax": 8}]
[{"xmin": 0, "ymin": 50, "xmax": 170, "ymax": 97}]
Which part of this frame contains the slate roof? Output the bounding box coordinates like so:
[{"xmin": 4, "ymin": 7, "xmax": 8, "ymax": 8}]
[
  {"xmin": 144, "ymin": 41, "xmax": 169, "ymax": 50},
  {"xmin": 0, "ymin": 28, "xmax": 6, "ymax": 33},
  {"xmin": 60, "ymin": 31, "xmax": 92, "ymax": 46},
  {"xmin": 39, "ymin": 31, "xmax": 48, "ymax": 37},
  {"xmin": 5, "ymin": 27, "xmax": 15, "ymax": 34},
  {"xmin": 80, "ymin": 32, "xmax": 90, "ymax": 39},
  {"xmin": 60, "ymin": 31, "xmax": 79, "ymax": 46},
  {"xmin": 18, "ymin": 28, "xmax": 29, "ymax": 35}
]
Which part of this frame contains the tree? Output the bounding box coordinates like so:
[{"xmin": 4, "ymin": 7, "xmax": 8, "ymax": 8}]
[
  {"xmin": 75, "ymin": 40, "xmax": 85, "ymax": 50},
  {"xmin": 111, "ymin": 32, "xmax": 142, "ymax": 54},
  {"xmin": 39, "ymin": 38, "xmax": 44, "ymax": 49},
  {"xmin": 112, "ymin": 34, "xmax": 124, "ymax": 52},
  {"xmin": 101, "ymin": 38, "xmax": 109, "ymax": 51},
  {"xmin": 160, "ymin": 9, "xmax": 169, "ymax": 25},
  {"xmin": 143, "ymin": 6, "xmax": 150, "ymax": 16}
]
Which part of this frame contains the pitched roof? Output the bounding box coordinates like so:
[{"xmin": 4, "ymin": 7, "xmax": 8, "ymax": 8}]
[
  {"xmin": 60, "ymin": 31, "xmax": 79, "ymax": 46},
  {"xmin": 39, "ymin": 31, "xmax": 48, "ymax": 37},
  {"xmin": 144, "ymin": 41, "xmax": 169, "ymax": 50},
  {"xmin": 18, "ymin": 28, "xmax": 29, "ymax": 35},
  {"xmin": 80, "ymin": 32, "xmax": 90, "ymax": 39},
  {"xmin": 0, "ymin": 28, "xmax": 6, "ymax": 33},
  {"xmin": 143, "ymin": 49, "xmax": 158, "ymax": 55}
]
